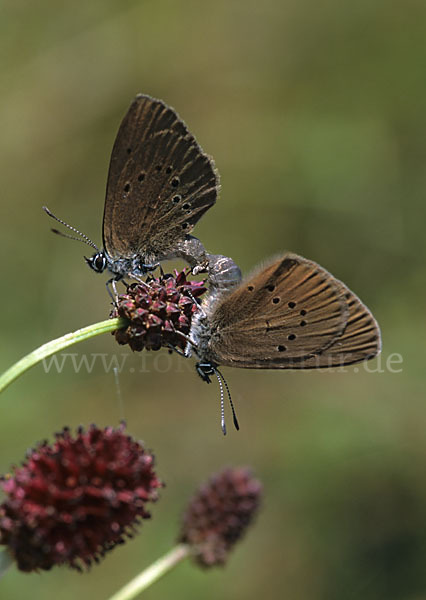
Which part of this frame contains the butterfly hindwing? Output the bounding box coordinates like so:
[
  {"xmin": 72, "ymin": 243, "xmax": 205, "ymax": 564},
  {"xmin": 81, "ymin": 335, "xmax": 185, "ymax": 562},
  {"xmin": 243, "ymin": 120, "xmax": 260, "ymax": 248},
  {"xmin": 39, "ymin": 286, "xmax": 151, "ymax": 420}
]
[
  {"xmin": 207, "ymin": 254, "xmax": 351, "ymax": 368},
  {"xmin": 311, "ymin": 282, "xmax": 382, "ymax": 366}
]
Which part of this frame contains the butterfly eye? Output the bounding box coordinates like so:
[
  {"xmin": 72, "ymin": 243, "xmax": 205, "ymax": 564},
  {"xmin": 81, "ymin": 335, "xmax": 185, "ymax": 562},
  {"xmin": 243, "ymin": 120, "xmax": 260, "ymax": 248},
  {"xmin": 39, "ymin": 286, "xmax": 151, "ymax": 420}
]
[
  {"xmin": 95, "ymin": 254, "xmax": 106, "ymax": 272},
  {"xmin": 277, "ymin": 345, "xmax": 287, "ymax": 352},
  {"xmin": 288, "ymin": 301, "xmax": 296, "ymax": 309},
  {"xmin": 288, "ymin": 334, "xmax": 296, "ymax": 341},
  {"xmin": 247, "ymin": 285, "xmax": 254, "ymax": 291},
  {"xmin": 300, "ymin": 309, "xmax": 307, "ymax": 315},
  {"xmin": 171, "ymin": 176, "xmax": 180, "ymax": 187},
  {"xmin": 124, "ymin": 183, "xmax": 131, "ymax": 193},
  {"xmin": 86, "ymin": 252, "xmax": 107, "ymax": 273},
  {"xmin": 138, "ymin": 173, "xmax": 145, "ymax": 182},
  {"xmin": 300, "ymin": 320, "xmax": 307, "ymax": 327},
  {"xmin": 272, "ymin": 297, "xmax": 280, "ymax": 304}
]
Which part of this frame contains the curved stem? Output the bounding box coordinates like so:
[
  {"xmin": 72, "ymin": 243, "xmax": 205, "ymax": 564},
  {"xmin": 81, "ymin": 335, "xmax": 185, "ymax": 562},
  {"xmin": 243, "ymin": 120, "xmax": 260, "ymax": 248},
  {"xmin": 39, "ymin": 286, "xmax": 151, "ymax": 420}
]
[
  {"xmin": 0, "ymin": 318, "xmax": 126, "ymax": 394},
  {"xmin": 107, "ymin": 544, "xmax": 190, "ymax": 600}
]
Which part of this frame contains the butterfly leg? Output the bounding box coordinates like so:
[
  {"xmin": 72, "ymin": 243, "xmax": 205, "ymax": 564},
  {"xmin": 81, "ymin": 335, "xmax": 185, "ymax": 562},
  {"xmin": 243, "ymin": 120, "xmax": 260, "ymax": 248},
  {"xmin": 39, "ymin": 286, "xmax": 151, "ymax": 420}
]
[
  {"xmin": 186, "ymin": 290, "xmax": 207, "ymax": 318},
  {"xmin": 128, "ymin": 272, "xmax": 152, "ymax": 289},
  {"xmin": 105, "ymin": 277, "xmax": 121, "ymax": 304},
  {"xmin": 164, "ymin": 321, "xmax": 198, "ymax": 358},
  {"xmin": 167, "ymin": 344, "xmax": 187, "ymax": 357}
]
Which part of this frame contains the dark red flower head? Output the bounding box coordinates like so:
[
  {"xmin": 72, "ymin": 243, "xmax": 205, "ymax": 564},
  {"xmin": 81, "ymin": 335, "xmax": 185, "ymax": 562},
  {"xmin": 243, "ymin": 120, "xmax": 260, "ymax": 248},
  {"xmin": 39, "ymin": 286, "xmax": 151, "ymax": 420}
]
[
  {"xmin": 178, "ymin": 467, "xmax": 262, "ymax": 567},
  {"xmin": 0, "ymin": 424, "xmax": 163, "ymax": 572},
  {"xmin": 111, "ymin": 270, "xmax": 206, "ymax": 352}
]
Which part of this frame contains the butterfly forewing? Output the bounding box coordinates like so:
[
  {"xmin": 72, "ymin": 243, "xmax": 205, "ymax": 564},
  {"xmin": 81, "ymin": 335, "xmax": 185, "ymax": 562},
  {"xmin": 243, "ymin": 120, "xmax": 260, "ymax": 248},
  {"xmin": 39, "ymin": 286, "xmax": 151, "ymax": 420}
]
[
  {"xmin": 208, "ymin": 254, "xmax": 350, "ymax": 368},
  {"xmin": 103, "ymin": 94, "xmax": 217, "ymax": 260}
]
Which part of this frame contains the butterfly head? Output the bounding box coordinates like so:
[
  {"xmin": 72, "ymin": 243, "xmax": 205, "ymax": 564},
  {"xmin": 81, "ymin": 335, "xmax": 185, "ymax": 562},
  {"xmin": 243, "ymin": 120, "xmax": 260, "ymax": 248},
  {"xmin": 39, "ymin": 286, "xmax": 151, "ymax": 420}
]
[
  {"xmin": 195, "ymin": 361, "xmax": 217, "ymax": 384},
  {"xmin": 85, "ymin": 251, "xmax": 108, "ymax": 274}
]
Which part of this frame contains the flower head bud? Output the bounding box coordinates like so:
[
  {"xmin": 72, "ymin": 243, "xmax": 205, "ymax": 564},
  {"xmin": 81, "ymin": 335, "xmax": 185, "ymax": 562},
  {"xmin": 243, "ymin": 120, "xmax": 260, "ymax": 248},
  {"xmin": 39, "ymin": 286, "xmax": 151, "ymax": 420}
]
[
  {"xmin": 179, "ymin": 467, "xmax": 262, "ymax": 567},
  {"xmin": 0, "ymin": 424, "xmax": 163, "ymax": 572},
  {"xmin": 111, "ymin": 270, "xmax": 206, "ymax": 352}
]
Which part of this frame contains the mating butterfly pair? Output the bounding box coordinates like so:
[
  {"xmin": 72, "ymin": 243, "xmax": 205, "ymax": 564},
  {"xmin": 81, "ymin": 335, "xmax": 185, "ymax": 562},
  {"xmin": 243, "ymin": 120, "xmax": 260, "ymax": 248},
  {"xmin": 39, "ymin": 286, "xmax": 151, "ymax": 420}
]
[{"xmin": 45, "ymin": 95, "xmax": 381, "ymax": 424}]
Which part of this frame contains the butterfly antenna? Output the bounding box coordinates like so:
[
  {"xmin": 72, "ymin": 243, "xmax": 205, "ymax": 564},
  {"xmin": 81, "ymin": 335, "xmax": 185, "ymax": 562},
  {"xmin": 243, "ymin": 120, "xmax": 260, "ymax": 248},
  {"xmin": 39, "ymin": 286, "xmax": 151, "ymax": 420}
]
[
  {"xmin": 43, "ymin": 206, "xmax": 99, "ymax": 251},
  {"xmin": 50, "ymin": 228, "xmax": 92, "ymax": 245},
  {"xmin": 216, "ymin": 367, "xmax": 239, "ymax": 431},
  {"xmin": 212, "ymin": 368, "xmax": 227, "ymax": 435}
]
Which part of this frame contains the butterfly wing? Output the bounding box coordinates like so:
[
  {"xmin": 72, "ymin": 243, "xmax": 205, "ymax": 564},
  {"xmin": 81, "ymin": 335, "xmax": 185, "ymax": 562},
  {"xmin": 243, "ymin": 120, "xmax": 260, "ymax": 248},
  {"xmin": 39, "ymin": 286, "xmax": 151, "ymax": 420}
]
[
  {"xmin": 207, "ymin": 254, "xmax": 380, "ymax": 368},
  {"xmin": 103, "ymin": 94, "xmax": 218, "ymax": 261},
  {"xmin": 313, "ymin": 282, "xmax": 382, "ymax": 366}
]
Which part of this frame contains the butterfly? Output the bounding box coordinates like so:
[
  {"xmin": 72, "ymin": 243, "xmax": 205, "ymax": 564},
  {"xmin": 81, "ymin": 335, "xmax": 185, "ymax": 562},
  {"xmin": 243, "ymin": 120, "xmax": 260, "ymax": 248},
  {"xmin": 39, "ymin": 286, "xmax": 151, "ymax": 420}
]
[
  {"xmin": 44, "ymin": 94, "xmax": 218, "ymax": 286},
  {"xmin": 185, "ymin": 253, "xmax": 381, "ymax": 432}
]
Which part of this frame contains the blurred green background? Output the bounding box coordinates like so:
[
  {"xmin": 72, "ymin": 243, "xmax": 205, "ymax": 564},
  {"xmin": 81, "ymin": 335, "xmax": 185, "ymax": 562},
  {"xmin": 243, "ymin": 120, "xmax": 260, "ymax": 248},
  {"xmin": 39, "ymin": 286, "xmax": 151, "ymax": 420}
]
[{"xmin": 1, "ymin": 0, "xmax": 425, "ymax": 598}]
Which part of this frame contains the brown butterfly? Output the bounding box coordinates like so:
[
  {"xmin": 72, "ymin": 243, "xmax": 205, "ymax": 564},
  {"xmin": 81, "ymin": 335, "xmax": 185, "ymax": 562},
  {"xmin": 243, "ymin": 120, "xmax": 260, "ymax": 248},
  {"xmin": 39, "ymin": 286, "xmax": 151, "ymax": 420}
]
[
  {"xmin": 44, "ymin": 94, "xmax": 217, "ymax": 284},
  {"xmin": 186, "ymin": 253, "xmax": 381, "ymax": 432}
]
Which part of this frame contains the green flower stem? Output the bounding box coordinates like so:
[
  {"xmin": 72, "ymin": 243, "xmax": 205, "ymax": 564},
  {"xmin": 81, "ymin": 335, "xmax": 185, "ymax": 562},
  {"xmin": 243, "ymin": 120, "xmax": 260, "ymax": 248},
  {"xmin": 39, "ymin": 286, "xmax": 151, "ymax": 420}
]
[
  {"xmin": 0, "ymin": 549, "xmax": 14, "ymax": 579},
  {"xmin": 107, "ymin": 544, "xmax": 191, "ymax": 600},
  {"xmin": 0, "ymin": 318, "xmax": 126, "ymax": 394}
]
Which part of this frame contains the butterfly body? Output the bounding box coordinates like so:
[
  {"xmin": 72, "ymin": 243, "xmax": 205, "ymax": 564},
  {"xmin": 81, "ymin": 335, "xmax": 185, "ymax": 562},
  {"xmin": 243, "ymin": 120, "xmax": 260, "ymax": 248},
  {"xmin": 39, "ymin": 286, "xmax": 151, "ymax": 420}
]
[
  {"xmin": 187, "ymin": 254, "xmax": 243, "ymax": 370},
  {"xmin": 85, "ymin": 251, "xmax": 154, "ymax": 278}
]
